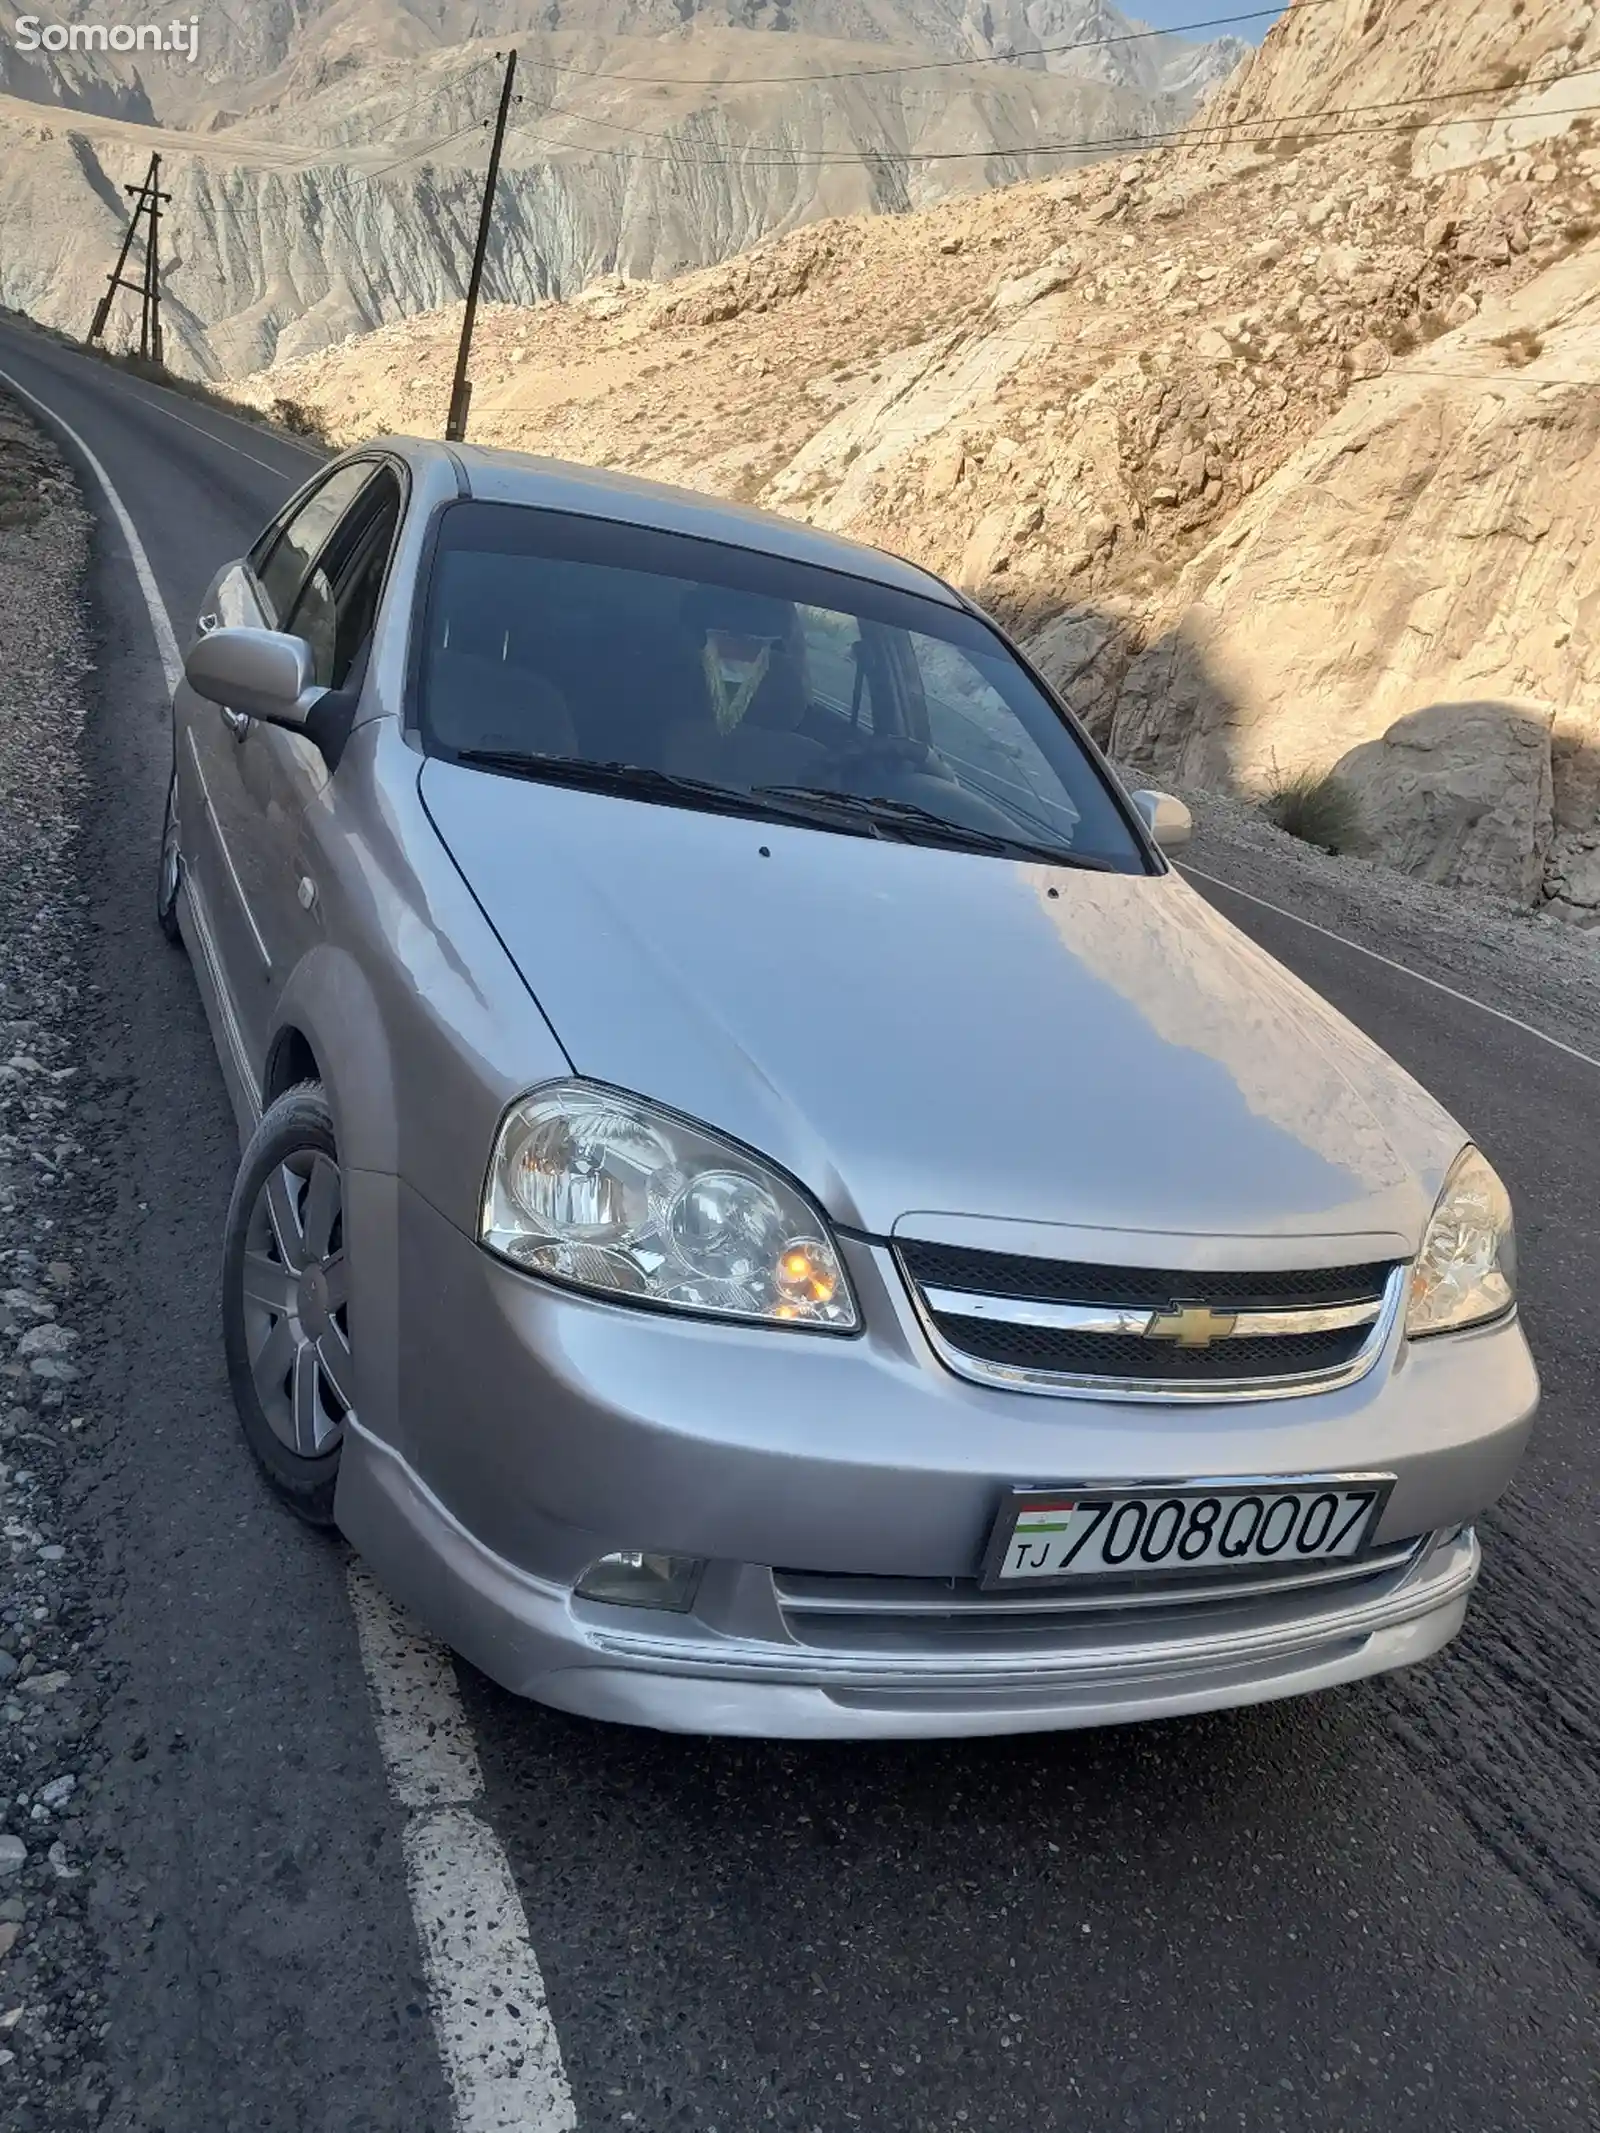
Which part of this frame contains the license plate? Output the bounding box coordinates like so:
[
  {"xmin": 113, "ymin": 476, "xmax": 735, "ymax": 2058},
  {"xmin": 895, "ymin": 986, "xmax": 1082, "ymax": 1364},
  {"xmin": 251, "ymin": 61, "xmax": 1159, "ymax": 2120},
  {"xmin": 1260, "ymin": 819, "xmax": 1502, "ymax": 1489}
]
[{"xmin": 981, "ymin": 1478, "xmax": 1393, "ymax": 1587}]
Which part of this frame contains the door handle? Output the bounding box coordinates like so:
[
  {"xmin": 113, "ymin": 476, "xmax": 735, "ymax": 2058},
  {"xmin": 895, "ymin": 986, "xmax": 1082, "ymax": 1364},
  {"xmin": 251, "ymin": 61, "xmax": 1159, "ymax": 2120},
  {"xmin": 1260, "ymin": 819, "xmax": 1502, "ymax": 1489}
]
[
  {"xmin": 220, "ymin": 705, "xmax": 250, "ymax": 740},
  {"xmin": 197, "ymin": 612, "xmax": 220, "ymax": 635}
]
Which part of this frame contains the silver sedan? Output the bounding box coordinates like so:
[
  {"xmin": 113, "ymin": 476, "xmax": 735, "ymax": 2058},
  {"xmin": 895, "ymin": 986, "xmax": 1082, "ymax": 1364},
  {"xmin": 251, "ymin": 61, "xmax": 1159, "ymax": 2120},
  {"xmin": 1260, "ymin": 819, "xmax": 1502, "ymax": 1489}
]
[{"xmin": 160, "ymin": 438, "xmax": 1537, "ymax": 1737}]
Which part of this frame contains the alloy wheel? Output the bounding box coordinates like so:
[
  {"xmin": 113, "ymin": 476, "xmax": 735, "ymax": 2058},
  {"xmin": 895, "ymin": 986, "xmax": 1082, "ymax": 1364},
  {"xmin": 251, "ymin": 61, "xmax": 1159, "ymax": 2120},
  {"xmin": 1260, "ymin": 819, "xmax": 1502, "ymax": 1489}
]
[{"xmin": 239, "ymin": 1148, "xmax": 353, "ymax": 1457}]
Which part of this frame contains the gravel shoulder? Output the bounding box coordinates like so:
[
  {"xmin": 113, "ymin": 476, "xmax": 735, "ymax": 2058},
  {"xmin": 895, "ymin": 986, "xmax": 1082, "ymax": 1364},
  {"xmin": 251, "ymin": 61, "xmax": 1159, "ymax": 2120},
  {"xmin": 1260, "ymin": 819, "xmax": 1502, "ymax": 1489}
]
[
  {"xmin": 0, "ymin": 394, "xmax": 109, "ymax": 2125},
  {"xmin": 1176, "ymin": 785, "xmax": 1600, "ymax": 1059}
]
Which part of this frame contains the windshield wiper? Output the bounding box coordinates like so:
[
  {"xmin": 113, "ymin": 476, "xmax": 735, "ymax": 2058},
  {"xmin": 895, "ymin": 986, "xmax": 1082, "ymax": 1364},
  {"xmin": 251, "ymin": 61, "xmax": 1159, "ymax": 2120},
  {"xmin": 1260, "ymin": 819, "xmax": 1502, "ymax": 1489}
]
[
  {"xmin": 752, "ymin": 786, "xmax": 1115, "ymax": 870},
  {"xmin": 447, "ymin": 752, "xmax": 881, "ymax": 836}
]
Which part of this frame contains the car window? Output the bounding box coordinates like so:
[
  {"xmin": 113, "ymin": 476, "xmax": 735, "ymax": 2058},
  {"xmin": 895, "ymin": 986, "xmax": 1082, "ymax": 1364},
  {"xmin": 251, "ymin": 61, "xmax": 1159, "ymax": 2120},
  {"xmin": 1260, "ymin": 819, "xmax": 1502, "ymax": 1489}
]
[
  {"xmin": 415, "ymin": 502, "xmax": 1147, "ymax": 871},
  {"xmin": 913, "ymin": 635, "xmax": 1085, "ymax": 845},
  {"xmin": 284, "ymin": 466, "xmax": 403, "ymax": 690},
  {"xmin": 253, "ymin": 463, "xmax": 378, "ymax": 628}
]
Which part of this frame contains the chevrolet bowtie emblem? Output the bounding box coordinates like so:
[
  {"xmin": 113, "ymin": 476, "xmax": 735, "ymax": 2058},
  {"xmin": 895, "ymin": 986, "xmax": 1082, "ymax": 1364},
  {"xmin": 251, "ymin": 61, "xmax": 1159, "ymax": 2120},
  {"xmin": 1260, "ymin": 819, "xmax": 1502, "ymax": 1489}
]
[{"xmin": 1145, "ymin": 1303, "xmax": 1239, "ymax": 1348}]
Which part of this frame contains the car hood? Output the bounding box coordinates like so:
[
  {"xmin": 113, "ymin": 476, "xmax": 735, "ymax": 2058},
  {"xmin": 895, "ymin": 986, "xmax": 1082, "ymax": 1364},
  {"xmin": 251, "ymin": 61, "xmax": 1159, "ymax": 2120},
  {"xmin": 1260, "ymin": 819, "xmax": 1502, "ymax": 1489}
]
[{"xmin": 421, "ymin": 763, "xmax": 1465, "ymax": 1257}]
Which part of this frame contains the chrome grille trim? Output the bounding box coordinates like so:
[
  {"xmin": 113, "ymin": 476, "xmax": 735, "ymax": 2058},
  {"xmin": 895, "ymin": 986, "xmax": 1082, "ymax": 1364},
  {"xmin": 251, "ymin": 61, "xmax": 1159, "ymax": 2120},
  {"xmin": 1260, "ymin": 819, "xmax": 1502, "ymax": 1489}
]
[
  {"xmin": 920, "ymin": 1288, "xmax": 1385, "ymax": 1340},
  {"xmin": 899, "ymin": 1256, "xmax": 1408, "ymax": 1403}
]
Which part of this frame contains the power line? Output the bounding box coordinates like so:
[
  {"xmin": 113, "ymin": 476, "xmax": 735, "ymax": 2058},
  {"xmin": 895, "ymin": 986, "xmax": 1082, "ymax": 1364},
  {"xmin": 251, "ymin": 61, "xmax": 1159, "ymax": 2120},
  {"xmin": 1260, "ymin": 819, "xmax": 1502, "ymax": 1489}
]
[
  {"xmin": 317, "ymin": 0, "xmax": 1315, "ymax": 184},
  {"xmin": 512, "ymin": 1, "xmax": 1330, "ymax": 89},
  {"xmin": 492, "ymin": 59, "xmax": 1600, "ymax": 173}
]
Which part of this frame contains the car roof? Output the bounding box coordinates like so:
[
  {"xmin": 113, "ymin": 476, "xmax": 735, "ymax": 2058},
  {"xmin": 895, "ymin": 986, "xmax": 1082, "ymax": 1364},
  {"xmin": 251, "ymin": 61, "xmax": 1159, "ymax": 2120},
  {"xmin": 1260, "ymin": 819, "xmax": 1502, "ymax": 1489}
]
[{"xmin": 377, "ymin": 436, "xmax": 965, "ymax": 609}]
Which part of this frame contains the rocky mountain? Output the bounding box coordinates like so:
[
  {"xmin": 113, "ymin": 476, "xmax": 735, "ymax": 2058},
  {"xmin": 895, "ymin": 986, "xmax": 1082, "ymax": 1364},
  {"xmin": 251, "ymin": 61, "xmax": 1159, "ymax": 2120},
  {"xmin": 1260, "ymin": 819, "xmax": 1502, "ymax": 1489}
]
[
  {"xmin": 0, "ymin": 0, "xmax": 1248, "ymax": 123},
  {"xmin": 236, "ymin": 0, "xmax": 1600, "ymax": 925},
  {"xmin": 0, "ymin": 1, "xmax": 1245, "ymax": 371}
]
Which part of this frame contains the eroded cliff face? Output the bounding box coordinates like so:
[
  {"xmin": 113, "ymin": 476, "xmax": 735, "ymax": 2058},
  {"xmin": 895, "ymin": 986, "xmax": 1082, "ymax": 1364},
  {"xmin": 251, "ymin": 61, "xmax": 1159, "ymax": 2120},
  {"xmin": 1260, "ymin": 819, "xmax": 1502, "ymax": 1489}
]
[
  {"xmin": 1107, "ymin": 242, "xmax": 1600, "ymax": 919},
  {"xmin": 0, "ymin": 18, "xmax": 1196, "ymax": 375}
]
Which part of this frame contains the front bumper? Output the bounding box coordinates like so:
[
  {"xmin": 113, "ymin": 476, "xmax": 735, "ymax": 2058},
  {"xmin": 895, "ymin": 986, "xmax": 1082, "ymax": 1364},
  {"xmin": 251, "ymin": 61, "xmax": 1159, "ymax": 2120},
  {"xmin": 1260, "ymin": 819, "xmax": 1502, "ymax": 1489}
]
[{"xmin": 336, "ymin": 1178, "xmax": 1536, "ymax": 1738}]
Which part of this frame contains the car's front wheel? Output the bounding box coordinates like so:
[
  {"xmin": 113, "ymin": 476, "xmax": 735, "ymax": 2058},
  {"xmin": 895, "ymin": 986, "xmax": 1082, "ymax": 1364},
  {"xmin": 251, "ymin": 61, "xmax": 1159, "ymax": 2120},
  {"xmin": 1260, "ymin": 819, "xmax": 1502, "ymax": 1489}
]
[{"xmin": 222, "ymin": 1083, "xmax": 352, "ymax": 1527}]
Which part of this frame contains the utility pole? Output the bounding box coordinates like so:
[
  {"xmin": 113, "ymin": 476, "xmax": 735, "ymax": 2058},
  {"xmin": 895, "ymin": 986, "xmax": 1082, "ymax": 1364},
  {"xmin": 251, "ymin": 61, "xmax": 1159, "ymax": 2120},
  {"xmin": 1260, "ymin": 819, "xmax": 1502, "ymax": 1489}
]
[
  {"xmin": 445, "ymin": 50, "xmax": 519, "ymax": 443},
  {"xmin": 88, "ymin": 153, "xmax": 172, "ymax": 362}
]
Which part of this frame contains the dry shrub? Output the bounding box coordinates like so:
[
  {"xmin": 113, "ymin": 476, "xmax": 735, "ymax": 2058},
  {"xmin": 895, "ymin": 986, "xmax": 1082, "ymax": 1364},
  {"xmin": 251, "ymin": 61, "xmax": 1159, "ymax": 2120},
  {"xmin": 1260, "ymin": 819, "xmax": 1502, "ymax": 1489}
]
[
  {"xmin": 1261, "ymin": 768, "xmax": 1362, "ymax": 854},
  {"xmin": 1492, "ymin": 328, "xmax": 1544, "ymax": 367},
  {"xmin": 270, "ymin": 396, "xmax": 332, "ymax": 445}
]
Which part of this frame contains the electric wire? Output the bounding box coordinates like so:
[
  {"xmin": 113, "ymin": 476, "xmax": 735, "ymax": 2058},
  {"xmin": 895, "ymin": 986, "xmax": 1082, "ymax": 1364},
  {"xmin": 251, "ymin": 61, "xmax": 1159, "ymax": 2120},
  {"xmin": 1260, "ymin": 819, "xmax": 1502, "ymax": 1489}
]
[{"xmin": 511, "ymin": 0, "xmax": 1334, "ymax": 88}]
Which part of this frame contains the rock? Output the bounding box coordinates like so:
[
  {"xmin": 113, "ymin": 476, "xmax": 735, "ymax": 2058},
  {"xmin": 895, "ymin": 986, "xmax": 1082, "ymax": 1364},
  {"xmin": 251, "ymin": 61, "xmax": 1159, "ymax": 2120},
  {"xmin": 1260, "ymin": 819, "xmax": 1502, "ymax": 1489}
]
[
  {"xmin": 1347, "ymin": 338, "xmax": 1390, "ymax": 380},
  {"xmin": 989, "ymin": 263, "xmax": 1074, "ymax": 313},
  {"xmin": 1443, "ymin": 292, "xmax": 1479, "ymax": 328},
  {"xmin": 922, "ymin": 440, "xmax": 966, "ymax": 496},
  {"xmin": 1196, "ymin": 327, "xmax": 1234, "ymax": 363},
  {"xmin": 1010, "ymin": 501, "xmax": 1045, "ymax": 538},
  {"xmin": 0, "ymin": 1923, "xmax": 18, "ymax": 1960},
  {"xmin": 1305, "ymin": 198, "xmax": 1336, "ymax": 232},
  {"xmin": 38, "ymin": 1776, "xmax": 74, "ymax": 1810},
  {"xmin": 958, "ymin": 510, "xmax": 1012, "ymax": 587},
  {"xmin": 1424, "ymin": 211, "xmax": 1457, "ymax": 252},
  {"xmin": 0, "ymin": 1838, "xmax": 24, "ymax": 1881},
  {"xmin": 15, "ymin": 1322, "xmax": 75, "ymax": 1358},
  {"xmin": 937, "ymin": 234, "xmax": 963, "ymax": 254},
  {"xmin": 1333, "ymin": 703, "xmax": 1554, "ymax": 903},
  {"xmin": 19, "ymin": 1671, "xmax": 72, "ymax": 1699},
  {"xmin": 1461, "ymin": 225, "xmax": 1512, "ymax": 266},
  {"xmin": 30, "ymin": 1357, "xmax": 79, "ymax": 1383},
  {"xmin": 1177, "ymin": 448, "xmax": 1209, "ymax": 499}
]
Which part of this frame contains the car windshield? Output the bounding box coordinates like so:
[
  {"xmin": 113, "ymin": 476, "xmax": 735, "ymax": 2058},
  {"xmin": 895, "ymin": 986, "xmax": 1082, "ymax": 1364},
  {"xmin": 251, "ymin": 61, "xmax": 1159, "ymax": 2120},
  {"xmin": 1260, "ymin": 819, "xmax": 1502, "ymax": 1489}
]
[{"xmin": 415, "ymin": 502, "xmax": 1149, "ymax": 871}]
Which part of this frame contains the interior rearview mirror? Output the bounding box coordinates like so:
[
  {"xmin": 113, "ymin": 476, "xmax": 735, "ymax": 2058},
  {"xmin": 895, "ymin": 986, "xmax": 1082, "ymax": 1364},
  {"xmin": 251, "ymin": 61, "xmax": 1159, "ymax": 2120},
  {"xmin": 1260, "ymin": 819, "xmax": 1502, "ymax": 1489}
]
[
  {"xmin": 184, "ymin": 626, "xmax": 327, "ymax": 734},
  {"xmin": 1131, "ymin": 788, "xmax": 1193, "ymax": 853}
]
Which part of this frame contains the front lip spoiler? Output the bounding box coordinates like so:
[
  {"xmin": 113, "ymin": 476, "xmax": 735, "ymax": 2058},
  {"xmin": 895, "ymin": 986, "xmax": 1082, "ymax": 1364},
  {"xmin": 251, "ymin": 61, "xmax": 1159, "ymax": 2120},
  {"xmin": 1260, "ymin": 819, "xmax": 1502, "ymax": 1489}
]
[{"xmin": 584, "ymin": 1533, "xmax": 1479, "ymax": 1694}]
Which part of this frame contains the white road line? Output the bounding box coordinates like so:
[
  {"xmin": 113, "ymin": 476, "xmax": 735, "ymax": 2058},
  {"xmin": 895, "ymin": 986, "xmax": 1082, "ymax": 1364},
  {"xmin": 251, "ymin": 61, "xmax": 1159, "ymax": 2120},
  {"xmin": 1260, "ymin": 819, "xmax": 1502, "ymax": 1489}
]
[
  {"xmin": 349, "ymin": 1566, "xmax": 577, "ymax": 2133},
  {"xmin": 7, "ymin": 360, "xmax": 573, "ymax": 2133},
  {"xmin": 102, "ymin": 382, "xmax": 300, "ymax": 474},
  {"xmin": 1182, "ymin": 861, "xmax": 1600, "ymax": 1074},
  {"xmin": 0, "ymin": 361, "xmax": 182, "ymax": 690}
]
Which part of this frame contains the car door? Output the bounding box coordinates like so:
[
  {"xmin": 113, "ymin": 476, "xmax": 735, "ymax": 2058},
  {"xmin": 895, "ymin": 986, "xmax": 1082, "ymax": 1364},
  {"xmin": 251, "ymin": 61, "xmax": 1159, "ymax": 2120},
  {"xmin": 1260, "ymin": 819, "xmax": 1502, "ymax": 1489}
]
[
  {"xmin": 176, "ymin": 458, "xmax": 398, "ymax": 1080},
  {"xmin": 240, "ymin": 464, "xmax": 407, "ymax": 1060}
]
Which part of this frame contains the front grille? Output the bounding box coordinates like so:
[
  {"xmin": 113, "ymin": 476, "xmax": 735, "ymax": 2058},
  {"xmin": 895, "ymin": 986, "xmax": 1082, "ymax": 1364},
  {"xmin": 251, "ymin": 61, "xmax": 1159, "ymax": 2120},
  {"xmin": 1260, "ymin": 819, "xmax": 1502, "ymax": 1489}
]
[
  {"xmin": 898, "ymin": 1239, "xmax": 1392, "ymax": 1311},
  {"xmin": 897, "ymin": 1239, "xmax": 1400, "ymax": 1397},
  {"xmin": 926, "ymin": 1313, "xmax": 1371, "ymax": 1380}
]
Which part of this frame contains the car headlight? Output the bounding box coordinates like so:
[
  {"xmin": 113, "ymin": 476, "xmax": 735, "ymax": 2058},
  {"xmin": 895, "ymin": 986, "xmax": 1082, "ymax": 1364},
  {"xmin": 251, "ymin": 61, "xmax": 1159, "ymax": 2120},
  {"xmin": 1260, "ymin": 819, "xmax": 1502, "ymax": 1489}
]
[
  {"xmin": 1406, "ymin": 1145, "xmax": 1516, "ymax": 1338},
  {"xmin": 480, "ymin": 1080, "xmax": 858, "ymax": 1330}
]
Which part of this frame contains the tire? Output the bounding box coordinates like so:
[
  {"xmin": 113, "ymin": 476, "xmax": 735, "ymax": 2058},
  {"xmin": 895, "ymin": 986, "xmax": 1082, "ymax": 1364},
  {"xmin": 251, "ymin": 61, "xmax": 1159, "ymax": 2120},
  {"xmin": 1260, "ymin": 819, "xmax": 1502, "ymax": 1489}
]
[
  {"xmin": 156, "ymin": 769, "xmax": 184, "ymax": 945},
  {"xmin": 222, "ymin": 1083, "xmax": 352, "ymax": 1527}
]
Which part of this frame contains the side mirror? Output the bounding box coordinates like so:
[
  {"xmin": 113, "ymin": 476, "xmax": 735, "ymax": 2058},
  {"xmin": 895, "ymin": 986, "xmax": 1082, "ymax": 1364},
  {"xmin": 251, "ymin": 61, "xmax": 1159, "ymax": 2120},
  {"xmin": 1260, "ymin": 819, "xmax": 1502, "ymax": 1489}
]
[
  {"xmin": 184, "ymin": 626, "xmax": 327, "ymax": 733},
  {"xmin": 1131, "ymin": 788, "xmax": 1193, "ymax": 852}
]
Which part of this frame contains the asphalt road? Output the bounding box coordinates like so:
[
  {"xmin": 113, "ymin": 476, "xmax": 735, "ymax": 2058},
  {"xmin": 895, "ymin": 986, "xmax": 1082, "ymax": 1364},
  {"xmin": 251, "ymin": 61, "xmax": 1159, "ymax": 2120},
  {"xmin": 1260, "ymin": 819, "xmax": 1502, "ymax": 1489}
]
[{"xmin": 2, "ymin": 316, "xmax": 1596, "ymax": 2133}]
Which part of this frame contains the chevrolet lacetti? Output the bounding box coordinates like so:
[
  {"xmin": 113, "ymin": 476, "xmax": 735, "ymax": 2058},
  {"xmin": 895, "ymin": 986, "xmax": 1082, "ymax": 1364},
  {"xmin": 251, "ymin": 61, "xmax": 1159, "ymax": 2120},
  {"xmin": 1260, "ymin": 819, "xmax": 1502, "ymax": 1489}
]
[{"xmin": 158, "ymin": 438, "xmax": 1538, "ymax": 1738}]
